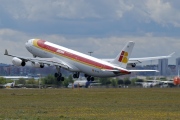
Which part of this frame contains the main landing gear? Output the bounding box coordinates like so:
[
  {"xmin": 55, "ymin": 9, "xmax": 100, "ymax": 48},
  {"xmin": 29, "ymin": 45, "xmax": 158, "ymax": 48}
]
[
  {"xmin": 54, "ymin": 66, "xmax": 94, "ymax": 82},
  {"xmin": 73, "ymin": 72, "xmax": 94, "ymax": 82},
  {"xmin": 73, "ymin": 72, "xmax": 80, "ymax": 78},
  {"xmin": 84, "ymin": 74, "xmax": 94, "ymax": 81},
  {"xmin": 54, "ymin": 66, "xmax": 64, "ymax": 81}
]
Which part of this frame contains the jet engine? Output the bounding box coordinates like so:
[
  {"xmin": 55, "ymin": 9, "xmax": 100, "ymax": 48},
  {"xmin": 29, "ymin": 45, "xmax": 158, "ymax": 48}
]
[
  {"xmin": 31, "ymin": 62, "xmax": 44, "ymax": 68},
  {"xmin": 12, "ymin": 57, "xmax": 26, "ymax": 66},
  {"xmin": 131, "ymin": 63, "xmax": 136, "ymax": 67}
]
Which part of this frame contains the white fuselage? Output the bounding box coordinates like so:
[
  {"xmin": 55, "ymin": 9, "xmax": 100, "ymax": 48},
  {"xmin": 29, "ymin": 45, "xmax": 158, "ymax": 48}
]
[{"xmin": 25, "ymin": 39, "xmax": 130, "ymax": 77}]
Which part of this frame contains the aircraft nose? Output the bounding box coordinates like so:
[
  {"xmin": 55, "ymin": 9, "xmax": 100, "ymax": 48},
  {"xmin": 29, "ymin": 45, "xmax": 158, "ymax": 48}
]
[
  {"xmin": 25, "ymin": 40, "xmax": 30, "ymax": 48},
  {"xmin": 25, "ymin": 39, "xmax": 33, "ymax": 49}
]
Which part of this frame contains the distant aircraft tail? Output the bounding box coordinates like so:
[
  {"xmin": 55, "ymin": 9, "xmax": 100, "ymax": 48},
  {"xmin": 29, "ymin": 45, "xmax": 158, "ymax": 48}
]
[
  {"xmin": 12, "ymin": 81, "xmax": 15, "ymax": 87},
  {"xmin": 112, "ymin": 41, "xmax": 135, "ymax": 68}
]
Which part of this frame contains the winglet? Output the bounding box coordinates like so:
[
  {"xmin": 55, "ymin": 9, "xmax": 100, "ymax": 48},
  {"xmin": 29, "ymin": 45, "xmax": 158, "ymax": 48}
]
[
  {"xmin": 4, "ymin": 49, "xmax": 9, "ymax": 55},
  {"xmin": 4, "ymin": 49, "xmax": 15, "ymax": 57},
  {"xmin": 168, "ymin": 52, "xmax": 175, "ymax": 57}
]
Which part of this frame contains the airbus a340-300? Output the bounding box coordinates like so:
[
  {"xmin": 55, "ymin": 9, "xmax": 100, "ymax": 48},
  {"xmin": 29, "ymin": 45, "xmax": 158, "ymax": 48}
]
[{"xmin": 4, "ymin": 39, "xmax": 173, "ymax": 81}]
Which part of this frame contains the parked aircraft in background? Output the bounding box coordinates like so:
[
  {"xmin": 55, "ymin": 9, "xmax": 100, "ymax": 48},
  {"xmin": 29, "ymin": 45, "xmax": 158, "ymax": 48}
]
[
  {"xmin": 136, "ymin": 79, "xmax": 160, "ymax": 88},
  {"xmin": 2, "ymin": 76, "xmax": 32, "ymax": 80},
  {"xmin": 73, "ymin": 79, "xmax": 91, "ymax": 88},
  {"xmin": 5, "ymin": 39, "xmax": 172, "ymax": 81},
  {"xmin": 68, "ymin": 79, "xmax": 91, "ymax": 88},
  {"xmin": 159, "ymin": 80, "xmax": 174, "ymax": 88},
  {"xmin": 68, "ymin": 78, "xmax": 100, "ymax": 88},
  {"xmin": 3, "ymin": 81, "xmax": 15, "ymax": 88}
]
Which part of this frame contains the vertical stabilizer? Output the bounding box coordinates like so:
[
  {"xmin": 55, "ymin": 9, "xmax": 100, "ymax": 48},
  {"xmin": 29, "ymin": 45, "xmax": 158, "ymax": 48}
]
[{"xmin": 112, "ymin": 41, "xmax": 135, "ymax": 68}]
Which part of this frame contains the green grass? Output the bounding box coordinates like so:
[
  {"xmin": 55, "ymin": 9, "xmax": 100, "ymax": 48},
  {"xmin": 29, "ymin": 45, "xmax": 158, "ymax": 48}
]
[{"xmin": 0, "ymin": 88, "xmax": 180, "ymax": 120}]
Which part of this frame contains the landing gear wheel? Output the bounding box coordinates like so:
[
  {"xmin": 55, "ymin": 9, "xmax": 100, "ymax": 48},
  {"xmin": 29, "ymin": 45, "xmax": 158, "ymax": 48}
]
[
  {"xmin": 57, "ymin": 76, "xmax": 61, "ymax": 81},
  {"xmin": 84, "ymin": 74, "xmax": 88, "ymax": 78},
  {"xmin": 55, "ymin": 73, "xmax": 62, "ymax": 78},
  {"xmin": 87, "ymin": 76, "xmax": 91, "ymax": 81},
  {"xmin": 54, "ymin": 73, "xmax": 58, "ymax": 77},
  {"xmin": 57, "ymin": 76, "xmax": 64, "ymax": 81},
  {"xmin": 61, "ymin": 77, "xmax": 64, "ymax": 81},
  {"xmin": 91, "ymin": 77, "xmax": 94, "ymax": 81},
  {"xmin": 73, "ymin": 72, "xmax": 80, "ymax": 78},
  {"xmin": 86, "ymin": 76, "xmax": 94, "ymax": 81},
  {"xmin": 73, "ymin": 74, "xmax": 77, "ymax": 78}
]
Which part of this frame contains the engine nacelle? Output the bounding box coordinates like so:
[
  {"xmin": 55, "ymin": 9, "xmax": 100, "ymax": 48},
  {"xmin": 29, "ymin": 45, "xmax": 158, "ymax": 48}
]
[
  {"xmin": 31, "ymin": 62, "xmax": 44, "ymax": 68},
  {"xmin": 131, "ymin": 63, "xmax": 136, "ymax": 67},
  {"xmin": 12, "ymin": 57, "xmax": 26, "ymax": 66}
]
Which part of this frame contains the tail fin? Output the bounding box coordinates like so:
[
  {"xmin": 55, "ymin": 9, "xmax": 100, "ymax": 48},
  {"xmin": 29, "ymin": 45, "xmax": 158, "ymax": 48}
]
[{"xmin": 112, "ymin": 41, "xmax": 135, "ymax": 68}]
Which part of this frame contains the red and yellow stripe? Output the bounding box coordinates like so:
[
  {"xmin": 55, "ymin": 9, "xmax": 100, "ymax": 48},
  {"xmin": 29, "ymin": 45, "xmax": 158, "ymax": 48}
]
[{"xmin": 33, "ymin": 39, "xmax": 130, "ymax": 75}]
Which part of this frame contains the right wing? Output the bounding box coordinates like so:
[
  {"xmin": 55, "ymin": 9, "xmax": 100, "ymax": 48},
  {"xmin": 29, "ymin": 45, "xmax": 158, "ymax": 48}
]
[
  {"xmin": 128, "ymin": 52, "xmax": 175, "ymax": 64},
  {"xmin": 102, "ymin": 52, "xmax": 174, "ymax": 67}
]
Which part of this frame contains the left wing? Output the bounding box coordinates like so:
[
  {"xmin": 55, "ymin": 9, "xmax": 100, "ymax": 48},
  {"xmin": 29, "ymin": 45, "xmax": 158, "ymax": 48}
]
[
  {"xmin": 4, "ymin": 49, "xmax": 78, "ymax": 71},
  {"xmin": 27, "ymin": 57, "xmax": 71, "ymax": 69}
]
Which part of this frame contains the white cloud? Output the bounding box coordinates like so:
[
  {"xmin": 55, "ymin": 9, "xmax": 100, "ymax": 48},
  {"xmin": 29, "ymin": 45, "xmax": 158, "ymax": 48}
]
[
  {"xmin": 1, "ymin": 0, "xmax": 180, "ymax": 28},
  {"xmin": 146, "ymin": 0, "xmax": 180, "ymax": 27},
  {"xmin": 0, "ymin": 29, "xmax": 30, "ymax": 50},
  {"xmin": 0, "ymin": 0, "xmax": 180, "ymax": 65},
  {"xmin": 2, "ymin": 0, "xmax": 99, "ymax": 21},
  {"xmin": 115, "ymin": 0, "xmax": 133, "ymax": 18}
]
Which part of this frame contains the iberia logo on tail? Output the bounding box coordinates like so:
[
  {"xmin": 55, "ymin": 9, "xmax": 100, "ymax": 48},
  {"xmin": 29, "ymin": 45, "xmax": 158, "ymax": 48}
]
[{"xmin": 118, "ymin": 51, "xmax": 128, "ymax": 63}]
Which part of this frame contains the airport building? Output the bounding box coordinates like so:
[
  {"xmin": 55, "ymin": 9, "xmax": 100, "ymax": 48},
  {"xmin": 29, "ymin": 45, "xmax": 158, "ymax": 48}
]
[
  {"xmin": 176, "ymin": 57, "xmax": 180, "ymax": 75},
  {"xmin": 158, "ymin": 59, "xmax": 168, "ymax": 76}
]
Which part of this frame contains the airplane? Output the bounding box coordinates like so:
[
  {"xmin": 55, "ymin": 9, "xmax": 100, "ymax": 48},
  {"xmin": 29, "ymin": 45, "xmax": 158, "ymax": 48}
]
[
  {"xmin": 141, "ymin": 80, "xmax": 160, "ymax": 88},
  {"xmin": 135, "ymin": 77, "xmax": 160, "ymax": 88},
  {"xmin": 159, "ymin": 80, "xmax": 174, "ymax": 88},
  {"xmin": 3, "ymin": 81, "xmax": 15, "ymax": 88},
  {"xmin": 73, "ymin": 79, "xmax": 90, "ymax": 88},
  {"xmin": 68, "ymin": 79, "xmax": 92, "ymax": 88},
  {"xmin": 4, "ymin": 39, "xmax": 172, "ymax": 82}
]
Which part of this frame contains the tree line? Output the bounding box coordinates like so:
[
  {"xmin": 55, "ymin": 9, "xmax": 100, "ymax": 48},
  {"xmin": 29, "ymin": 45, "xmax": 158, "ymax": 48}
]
[{"xmin": 0, "ymin": 75, "xmax": 146, "ymax": 88}]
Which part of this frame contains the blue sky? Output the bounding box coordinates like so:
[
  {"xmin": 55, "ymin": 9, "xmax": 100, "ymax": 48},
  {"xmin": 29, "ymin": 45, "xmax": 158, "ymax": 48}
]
[{"xmin": 0, "ymin": 0, "xmax": 180, "ymax": 65}]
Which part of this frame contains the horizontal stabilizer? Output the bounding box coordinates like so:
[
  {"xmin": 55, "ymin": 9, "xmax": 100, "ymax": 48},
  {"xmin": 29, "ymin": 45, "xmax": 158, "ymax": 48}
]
[
  {"xmin": 129, "ymin": 70, "xmax": 159, "ymax": 72},
  {"xmin": 101, "ymin": 69, "xmax": 120, "ymax": 72},
  {"xmin": 101, "ymin": 68, "xmax": 158, "ymax": 73}
]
